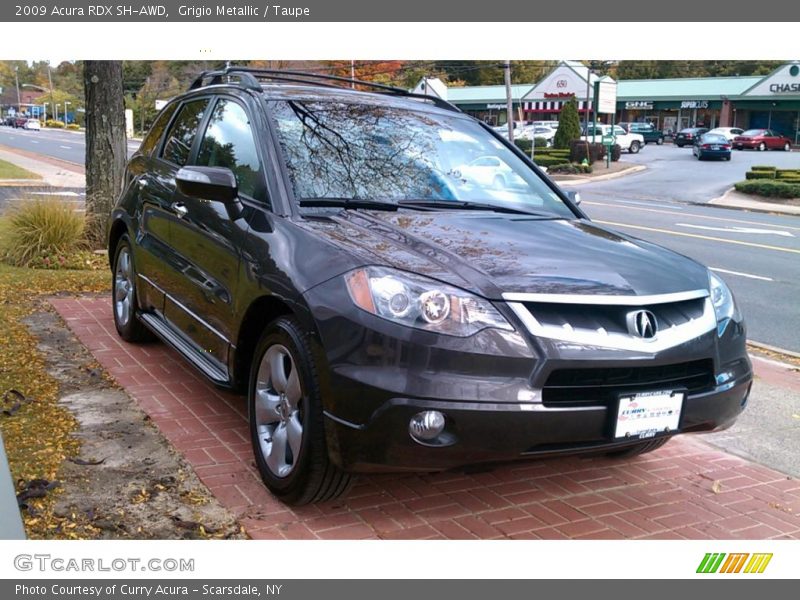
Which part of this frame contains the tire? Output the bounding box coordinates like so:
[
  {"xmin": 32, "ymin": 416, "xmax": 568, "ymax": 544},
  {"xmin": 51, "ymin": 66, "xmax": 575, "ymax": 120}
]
[
  {"xmin": 676, "ymin": 143, "xmax": 684, "ymax": 148},
  {"xmin": 784, "ymin": 142, "xmax": 791, "ymax": 152},
  {"xmin": 758, "ymin": 142, "xmax": 766, "ymax": 152},
  {"xmin": 112, "ymin": 235, "xmax": 153, "ymax": 343},
  {"xmin": 629, "ymin": 141, "xmax": 641, "ymax": 154},
  {"xmin": 725, "ymin": 155, "xmax": 731, "ymax": 161},
  {"xmin": 606, "ymin": 436, "xmax": 671, "ymax": 458},
  {"xmin": 249, "ymin": 316, "xmax": 353, "ymax": 505},
  {"xmin": 656, "ymin": 137, "xmax": 664, "ymax": 145},
  {"xmin": 697, "ymin": 152, "xmax": 703, "ymax": 161}
]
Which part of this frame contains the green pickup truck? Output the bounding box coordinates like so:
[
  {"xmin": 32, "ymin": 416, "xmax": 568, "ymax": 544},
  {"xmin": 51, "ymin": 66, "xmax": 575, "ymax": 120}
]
[{"xmin": 620, "ymin": 122, "xmax": 665, "ymax": 145}]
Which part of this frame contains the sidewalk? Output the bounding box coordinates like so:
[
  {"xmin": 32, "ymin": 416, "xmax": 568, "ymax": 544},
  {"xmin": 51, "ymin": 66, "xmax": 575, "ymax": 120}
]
[
  {"xmin": 49, "ymin": 296, "xmax": 800, "ymax": 540},
  {"xmin": 709, "ymin": 189, "xmax": 800, "ymax": 216},
  {"xmin": 554, "ymin": 163, "xmax": 645, "ymax": 186},
  {"xmin": 0, "ymin": 145, "xmax": 85, "ymax": 188}
]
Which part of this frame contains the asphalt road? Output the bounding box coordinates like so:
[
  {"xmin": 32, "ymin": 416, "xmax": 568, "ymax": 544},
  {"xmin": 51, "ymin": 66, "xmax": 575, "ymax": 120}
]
[
  {"xmin": 0, "ymin": 125, "xmax": 140, "ymax": 164},
  {"xmin": 572, "ymin": 143, "xmax": 800, "ymax": 352},
  {"xmin": 2, "ymin": 132, "xmax": 798, "ymax": 352}
]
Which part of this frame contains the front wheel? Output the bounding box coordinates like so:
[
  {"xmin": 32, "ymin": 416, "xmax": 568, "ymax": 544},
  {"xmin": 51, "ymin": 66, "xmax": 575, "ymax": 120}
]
[
  {"xmin": 758, "ymin": 142, "xmax": 767, "ymax": 152},
  {"xmin": 249, "ymin": 317, "xmax": 353, "ymax": 505},
  {"xmin": 656, "ymin": 137, "xmax": 664, "ymax": 145},
  {"xmin": 629, "ymin": 141, "xmax": 641, "ymax": 154}
]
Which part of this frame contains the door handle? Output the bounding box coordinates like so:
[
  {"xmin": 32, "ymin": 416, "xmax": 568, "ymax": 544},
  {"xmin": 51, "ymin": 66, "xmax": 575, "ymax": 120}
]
[{"xmin": 171, "ymin": 202, "xmax": 188, "ymax": 218}]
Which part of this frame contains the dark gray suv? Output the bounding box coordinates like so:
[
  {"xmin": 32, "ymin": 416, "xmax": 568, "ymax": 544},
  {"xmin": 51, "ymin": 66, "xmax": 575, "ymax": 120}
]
[{"xmin": 109, "ymin": 68, "xmax": 752, "ymax": 505}]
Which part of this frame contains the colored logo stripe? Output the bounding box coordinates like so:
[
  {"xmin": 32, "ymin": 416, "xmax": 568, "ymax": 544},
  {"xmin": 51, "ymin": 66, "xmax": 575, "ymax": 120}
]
[{"xmin": 696, "ymin": 553, "xmax": 772, "ymax": 574}]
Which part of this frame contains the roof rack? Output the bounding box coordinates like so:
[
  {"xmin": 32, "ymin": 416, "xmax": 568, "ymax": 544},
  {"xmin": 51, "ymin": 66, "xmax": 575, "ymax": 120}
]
[{"xmin": 188, "ymin": 66, "xmax": 461, "ymax": 113}]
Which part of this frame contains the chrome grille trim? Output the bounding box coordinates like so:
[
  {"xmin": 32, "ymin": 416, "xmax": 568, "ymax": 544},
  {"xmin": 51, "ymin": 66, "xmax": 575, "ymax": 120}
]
[
  {"xmin": 507, "ymin": 297, "xmax": 716, "ymax": 353},
  {"xmin": 502, "ymin": 289, "xmax": 708, "ymax": 305}
]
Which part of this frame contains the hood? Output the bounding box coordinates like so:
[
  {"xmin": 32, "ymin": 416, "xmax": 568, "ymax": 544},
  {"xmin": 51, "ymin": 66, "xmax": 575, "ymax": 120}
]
[{"xmin": 298, "ymin": 211, "xmax": 710, "ymax": 300}]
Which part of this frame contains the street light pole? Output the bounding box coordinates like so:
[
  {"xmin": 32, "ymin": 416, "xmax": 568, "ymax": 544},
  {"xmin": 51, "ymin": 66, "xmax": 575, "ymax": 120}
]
[
  {"xmin": 64, "ymin": 101, "xmax": 71, "ymax": 124},
  {"xmin": 14, "ymin": 66, "xmax": 21, "ymax": 113},
  {"xmin": 43, "ymin": 102, "xmax": 48, "ymax": 122},
  {"xmin": 47, "ymin": 65, "xmax": 55, "ymax": 121},
  {"xmin": 504, "ymin": 60, "xmax": 514, "ymax": 143}
]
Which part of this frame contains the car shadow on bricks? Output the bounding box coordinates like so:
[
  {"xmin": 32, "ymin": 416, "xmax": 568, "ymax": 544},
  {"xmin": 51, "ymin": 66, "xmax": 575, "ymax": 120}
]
[{"xmin": 49, "ymin": 296, "xmax": 800, "ymax": 540}]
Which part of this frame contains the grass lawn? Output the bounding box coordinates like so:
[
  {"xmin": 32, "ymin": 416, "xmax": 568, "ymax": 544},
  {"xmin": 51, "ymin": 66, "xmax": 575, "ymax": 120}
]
[{"xmin": 0, "ymin": 158, "xmax": 41, "ymax": 180}]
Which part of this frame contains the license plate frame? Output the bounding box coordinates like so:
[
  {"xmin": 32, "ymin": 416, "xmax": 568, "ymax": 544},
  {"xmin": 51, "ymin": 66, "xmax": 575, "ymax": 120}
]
[{"xmin": 614, "ymin": 390, "xmax": 684, "ymax": 440}]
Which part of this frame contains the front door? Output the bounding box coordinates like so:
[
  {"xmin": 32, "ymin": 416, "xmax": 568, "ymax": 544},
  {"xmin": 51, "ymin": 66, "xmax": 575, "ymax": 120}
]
[{"xmin": 166, "ymin": 96, "xmax": 267, "ymax": 374}]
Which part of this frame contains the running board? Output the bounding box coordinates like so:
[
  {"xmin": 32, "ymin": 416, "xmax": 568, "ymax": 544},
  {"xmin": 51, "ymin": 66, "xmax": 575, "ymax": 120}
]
[{"xmin": 138, "ymin": 312, "xmax": 230, "ymax": 385}]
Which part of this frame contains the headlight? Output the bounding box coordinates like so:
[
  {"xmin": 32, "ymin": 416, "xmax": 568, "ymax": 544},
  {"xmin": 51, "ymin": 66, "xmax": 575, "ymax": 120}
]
[
  {"xmin": 345, "ymin": 266, "xmax": 513, "ymax": 337},
  {"xmin": 709, "ymin": 271, "xmax": 735, "ymax": 335}
]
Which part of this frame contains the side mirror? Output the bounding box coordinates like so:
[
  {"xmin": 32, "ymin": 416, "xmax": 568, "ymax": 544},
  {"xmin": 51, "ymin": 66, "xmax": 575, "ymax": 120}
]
[
  {"xmin": 176, "ymin": 166, "xmax": 238, "ymax": 203},
  {"xmin": 565, "ymin": 190, "xmax": 581, "ymax": 205}
]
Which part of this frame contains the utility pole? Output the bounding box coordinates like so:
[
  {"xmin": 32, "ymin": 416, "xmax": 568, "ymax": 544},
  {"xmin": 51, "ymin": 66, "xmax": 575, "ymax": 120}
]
[
  {"xmin": 504, "ymin": 60, "xmax": 514, "ymax": 143},
  {"xmin": 14, "ymin": 66, "xmax": 21, "ymax": 113},
  {"xmin": 584, "ymin": 63, "xmax": 592, "ymax": 136},
  {"xmin": 350, "ymin": 60, "xmax": 355, "ymax": 89},
  {"xmin": 47, "ymin": 64, "xmax": 55, "ymax": 121}
]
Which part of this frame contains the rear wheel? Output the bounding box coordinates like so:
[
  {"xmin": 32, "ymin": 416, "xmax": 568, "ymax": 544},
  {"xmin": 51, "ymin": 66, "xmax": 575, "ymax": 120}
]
[
  {"xmin": 784, "ymin": 142, "xmax": 792, "ymax": 152},
  {"xmin": 606, "ymin": 437, "xmax": 671, "ymax": 458},
  {"xmin": 112, "ymin": 235, "xmax": 153, "ymax": 343},
  {"xmin": 249, "ymin": 316, "xmax": 353, "ymax": 505},
  {"xmin": 629, "ymin": 141, "xmax": 641, "ymax": 154},
  {"xmin": 758, "ymin": 142, "xmax": 767, "ymax": 152},
  {"xmin": 656, "ymin": 137, "xmax": 664, "ymax": 145}
]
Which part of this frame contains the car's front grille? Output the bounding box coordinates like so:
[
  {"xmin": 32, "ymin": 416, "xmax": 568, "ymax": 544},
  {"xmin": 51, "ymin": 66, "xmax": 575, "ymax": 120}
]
[
  {"xmin": 542, "ymin": 359, "xmax": 715, "ymax": 407},
  {"xmin": 523, "ymin": 297, "xmax": 705, "ymax": 337}
]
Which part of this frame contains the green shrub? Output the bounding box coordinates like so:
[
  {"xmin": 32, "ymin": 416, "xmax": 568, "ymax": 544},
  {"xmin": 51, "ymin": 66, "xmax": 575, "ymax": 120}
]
[
  {"xmin": 553, "ymin": 97, "xmax": 581, "ymax": 149},
  {"xmin": 611, "ymin": 144, "xmax": 622, "ymax": 162},
  {"xmin": 776, "ymin": 169, "xmax": 800, "ymax": 179},
  {"xmin": 751, "ymin": 165, "xmax": 776, "ymax": 171},
  {"xmin": 1, "ymin": 199, "xmax": 85, "ymax": 267},
  {"xmin": 547, "ymin": 162, "xmax": 593, "ymax": 175},
  {"xmin": 538, "ymin": 161, "xmax": 572, "ymax": 172},
  {"xmin": 65, "ymin": 123, "xmax": 80, "ymax": 131},
  {"xmin": 514, "ymin": 138, "xmax": 532, "ymax": 153},
  {"xmin": 533, "ymin": 137, "xmax": 549, "ymax": 148},
  {"xmin": 745, "ymin": 171, "xmax": 776, "ymax": 180},
  {"xmin": 734, "ymin": 180, "xmax": 800, "ymax": 199},
  {"xmin": 45, "ymin": 119, "xmax": 65, "ymax": 128},
  {"xmin": 534, "ymin": 156, "xmax": 573, "ymax": 168}
]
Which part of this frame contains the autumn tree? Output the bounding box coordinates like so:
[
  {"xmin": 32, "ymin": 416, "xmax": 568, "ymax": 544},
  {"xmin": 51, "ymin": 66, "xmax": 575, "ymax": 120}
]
[{"xmin": 84, "ymin": 61, "xmax": 126, "ymax": 248}]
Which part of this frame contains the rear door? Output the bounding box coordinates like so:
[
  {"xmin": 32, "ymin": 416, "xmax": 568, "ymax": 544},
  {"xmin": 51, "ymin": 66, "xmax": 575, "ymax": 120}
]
[{"xmin": 165, "ymin": 94, "xmax": 266, "ymax": 374}]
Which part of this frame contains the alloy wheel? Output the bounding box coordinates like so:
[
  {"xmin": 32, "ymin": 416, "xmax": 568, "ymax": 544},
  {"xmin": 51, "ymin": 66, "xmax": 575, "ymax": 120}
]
[
  {"xmin": 254, "ymin": 344, "xmax": 304, "ymax": 478},
  {"xmin": 114, "ymin": 247, "xmax": 134, "ymax": 327}
]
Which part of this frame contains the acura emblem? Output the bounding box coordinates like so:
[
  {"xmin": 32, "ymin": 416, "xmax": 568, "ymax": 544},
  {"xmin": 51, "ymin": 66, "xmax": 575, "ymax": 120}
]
[{"xmin": 627, "ymin": 309, "xmax": 658, "ymax": 339}]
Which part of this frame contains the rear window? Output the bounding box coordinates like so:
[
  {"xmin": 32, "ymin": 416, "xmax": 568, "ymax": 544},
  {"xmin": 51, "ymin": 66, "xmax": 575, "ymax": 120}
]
[
  {"xmin": 742, "ymin": 129, "xmax": 765, "ymax": 136},
  {"xmin": 702, "ymin": 134, "xmax": 728, "ymax": 143},
  {"xmin": 161, "ymin": 99, "xmax": 209, "ymax": 167}
]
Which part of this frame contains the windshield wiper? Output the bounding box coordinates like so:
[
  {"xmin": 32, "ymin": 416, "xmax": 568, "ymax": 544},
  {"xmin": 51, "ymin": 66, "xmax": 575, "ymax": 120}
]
[
  {"xmin": 396, "ymin": 200, "xmax": 555, "ymax": 217},
  {"xmin": 298, "ymin": 198, "xmax": 398, "ymax": 211}
]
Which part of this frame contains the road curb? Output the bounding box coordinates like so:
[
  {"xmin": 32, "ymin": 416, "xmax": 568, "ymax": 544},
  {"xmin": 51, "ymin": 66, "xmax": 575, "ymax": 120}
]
[
  {"xmin": 556, "ymin": 165, "xmax": 647, "ymax": 187},
  {"xmin": 748, "ymin": 340, "xmax": 800, "ymax": 361},
  {"xmin": 706, "ymin": 187, "xmax": 800, "ymax": 216},
  {"xmin": 0, "ymin": 180, "xmax": 43, "ymax": 187}
]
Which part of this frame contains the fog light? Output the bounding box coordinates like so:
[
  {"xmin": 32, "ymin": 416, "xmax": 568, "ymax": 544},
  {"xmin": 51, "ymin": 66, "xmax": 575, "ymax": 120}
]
[{"xmin": 409, "ymin": 410, "xmax": 445, "ymax": 441}]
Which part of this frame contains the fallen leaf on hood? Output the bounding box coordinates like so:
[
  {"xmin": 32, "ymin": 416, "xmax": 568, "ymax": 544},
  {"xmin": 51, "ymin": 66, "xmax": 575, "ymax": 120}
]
[{"xmin": 711, "ymin": 480, "xmax": 723, "ymax": 494}]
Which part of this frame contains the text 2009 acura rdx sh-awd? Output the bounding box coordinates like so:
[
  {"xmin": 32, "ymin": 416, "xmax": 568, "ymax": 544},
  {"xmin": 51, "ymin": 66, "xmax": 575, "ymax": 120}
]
[{"xmin": 108, "ymin": 68, "xmax": 752, "ymax": 505}]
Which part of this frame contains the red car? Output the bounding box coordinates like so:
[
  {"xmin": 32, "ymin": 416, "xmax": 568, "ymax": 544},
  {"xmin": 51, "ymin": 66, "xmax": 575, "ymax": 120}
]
[{"xmin": 733, "ymin": 129, "xmax": 793, "ymax": 152}]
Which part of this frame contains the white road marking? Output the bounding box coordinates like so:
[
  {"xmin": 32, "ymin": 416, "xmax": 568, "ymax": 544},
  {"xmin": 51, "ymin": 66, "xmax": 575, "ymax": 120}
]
[
  {"xmin": 676, "ymin": 223, "xmax": 794, "ymax": 237},
  {"xmin": 30, "ymin": 191, "xmax": 80, "ymax": 197},
  {"xmin": 59, "ymin": 145, "xmax": 72, "ymax": 149},
  {"xmin": 615, "ymin": 199, "xmax": 684, "ymax": 210},
  {"xmin": 710, "ymin": 267, "xmax": 773, "ymax": 282},
  {"xmin": 30, "ymin": 140, "xmax": 39, "ymax": 144}
]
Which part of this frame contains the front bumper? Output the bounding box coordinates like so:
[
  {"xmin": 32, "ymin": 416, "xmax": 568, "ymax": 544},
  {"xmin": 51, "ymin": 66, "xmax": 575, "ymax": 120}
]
[{"xmin": 304, "ymin": 278, "xmax": 752, "ymax": 473}]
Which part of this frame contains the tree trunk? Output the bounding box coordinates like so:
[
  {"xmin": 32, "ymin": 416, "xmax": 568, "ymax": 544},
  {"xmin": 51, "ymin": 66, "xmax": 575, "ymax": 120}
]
[{"xmin": 84, "ymin": 61, "xmax": 126, "ymax": 248}]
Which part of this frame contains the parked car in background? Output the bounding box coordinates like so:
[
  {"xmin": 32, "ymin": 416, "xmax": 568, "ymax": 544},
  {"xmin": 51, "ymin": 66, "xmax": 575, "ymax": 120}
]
[
  {"xmin": 732, "ymin": 129, "xmax": 793, "ymax": 152},
  {"xmin": 520, "ymin": 125, "xmax": 556, "ymax": 145},
  {"xmin": 674, "ymin": 127, "xmax": 709, "ymax": 147},
  {"xmin": 12, "ymin": 115, "xmax": 29, "ymax": 129},
  {"xmin": 493, "ymin": 121, "xmax": 527, "ymax": 140},
  {"xmin": 109, "ymin": 67, "xmax": 752, "ymax": 505},
  {"xmin": 620, "ymin": 122, "xmax": 664, "ymax": 145},
  {"xmin": 533, "ymin": 120, "xmax": 560, "ymax": 129},
  {"xmin": 692, "ymin": 133, "xmax": 731, "ymax": 161},
  {"xmin": 707, "ymin": 127, "xmax": 744, "ymax": 142},
  {"xmin": 23, "ymin": 118, "xmax": 41, "ymax": 131},
  {"xmin": 581, "ymin": 124, "xmax": 644, "ymax": 153}
]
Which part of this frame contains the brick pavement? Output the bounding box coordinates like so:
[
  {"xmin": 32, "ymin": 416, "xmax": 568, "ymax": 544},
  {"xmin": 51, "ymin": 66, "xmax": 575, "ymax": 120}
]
[{"xmin": 50, "ymin": 296, "xmax": 800, "ymax": 540}]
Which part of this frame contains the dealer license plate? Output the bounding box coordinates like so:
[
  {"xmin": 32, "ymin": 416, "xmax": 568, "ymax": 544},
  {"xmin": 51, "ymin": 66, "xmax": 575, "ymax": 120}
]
[
  {"xmin": 711, "ymin": 145, "xmax": 720, "ymax": 150},
  {"xmin": 615, "ymin": 390, "xmax": 683, "ymax": 439}
]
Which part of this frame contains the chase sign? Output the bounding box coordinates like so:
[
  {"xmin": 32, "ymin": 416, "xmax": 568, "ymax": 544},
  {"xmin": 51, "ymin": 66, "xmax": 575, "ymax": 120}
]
[{"xmin": 743, "ymin": 63, "xmax": 800, "ymax": 97}]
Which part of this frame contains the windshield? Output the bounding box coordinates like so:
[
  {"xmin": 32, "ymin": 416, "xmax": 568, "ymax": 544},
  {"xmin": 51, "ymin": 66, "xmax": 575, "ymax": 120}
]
[{"xmin": 268, "ymin": 100, "xmax": 575, "ymax": 218}]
